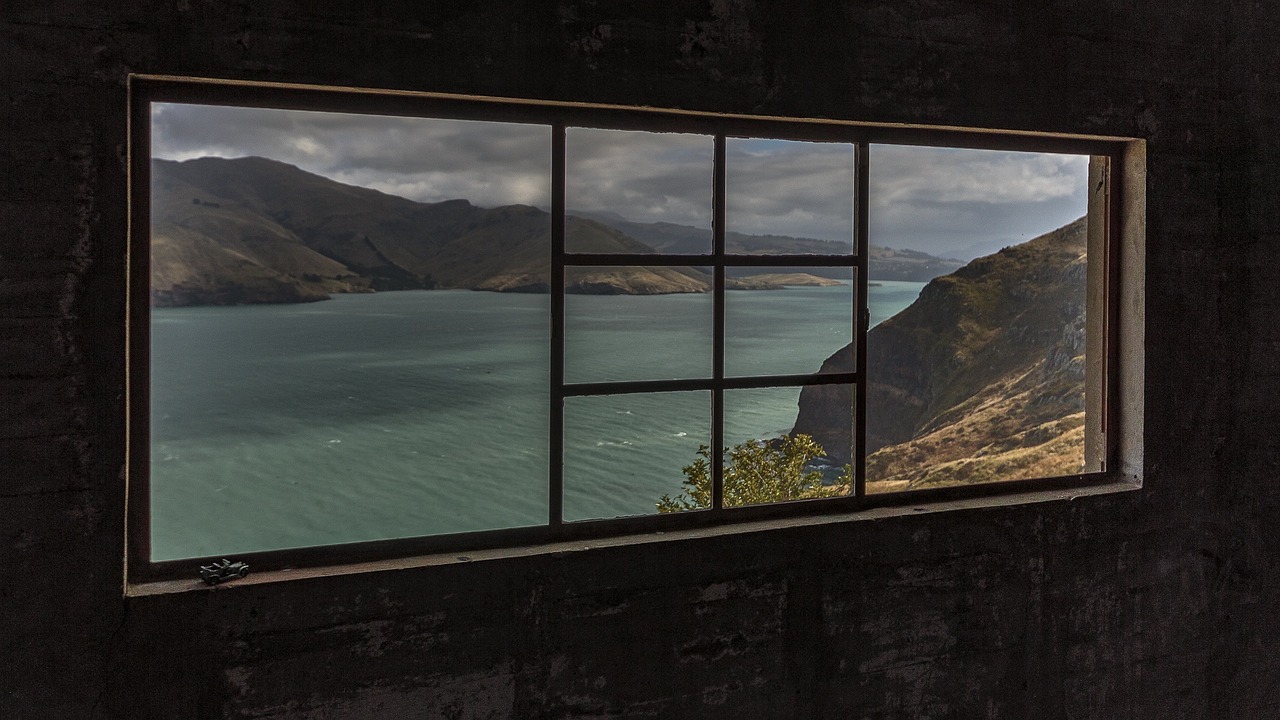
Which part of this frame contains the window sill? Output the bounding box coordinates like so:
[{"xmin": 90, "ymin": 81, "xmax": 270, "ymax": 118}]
[{"xmin": 125, "ymin": 476, "xmax": 1140, "ymax": 597}]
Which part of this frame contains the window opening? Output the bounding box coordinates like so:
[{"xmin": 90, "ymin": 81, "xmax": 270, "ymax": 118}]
[
  {"xmin": 127, "ymin": 77, "xmax": 1130, "ymax": 584},
  {"xmin": 859, "ymin": 145, "xmax": 1102, "ymax": 493}
]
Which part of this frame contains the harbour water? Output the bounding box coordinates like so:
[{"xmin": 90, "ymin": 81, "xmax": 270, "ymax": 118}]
[{"xmin": 150, "ymin": 281, "xmax": 925, "ymax": 559}]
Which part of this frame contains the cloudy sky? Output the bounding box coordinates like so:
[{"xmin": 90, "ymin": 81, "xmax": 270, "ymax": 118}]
[
  {"xmin": 565, "ymin": 127, "xmax": 712, "ymax": 231},
  {"xmin": 153, "ymin": 102, "xmax": 1089, "ymax": 261},
  {"xmin": 868, "ymin": 145, "xmax": 1088, "ymax": 259}
]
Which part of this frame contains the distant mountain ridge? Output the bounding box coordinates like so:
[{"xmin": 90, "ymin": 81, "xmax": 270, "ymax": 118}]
[
  {"xmin": 151, "ymin": 156, "xmax": 720, "ymax": 305},
  {"xmin": 150, "ymin": 156, "xmax": 963, "ymax": 306},
  {"xmin": 573, "ymin": 210, "xmax": 966, "ymax": 282}
]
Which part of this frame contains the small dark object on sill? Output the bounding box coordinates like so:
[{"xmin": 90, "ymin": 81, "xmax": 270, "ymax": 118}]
[{"xmin": 200, "ymin": 559, "xmax": 249, "ymax": 585}]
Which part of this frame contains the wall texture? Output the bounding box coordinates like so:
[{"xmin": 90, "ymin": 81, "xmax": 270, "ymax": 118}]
[{"xmin": 3, "ymin": 1, "xmax": 1279, "ymax": 717}]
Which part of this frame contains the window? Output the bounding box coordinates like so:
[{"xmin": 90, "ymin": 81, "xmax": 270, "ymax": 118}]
[{"xmin": 127, "ymin": 76, "xmax": 1144, "ymax": 586}]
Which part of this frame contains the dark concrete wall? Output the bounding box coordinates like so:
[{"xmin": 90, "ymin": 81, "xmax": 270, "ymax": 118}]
[{"xmin": 3, "ymin": 1, "xmax": 1278, "ymax": 717}]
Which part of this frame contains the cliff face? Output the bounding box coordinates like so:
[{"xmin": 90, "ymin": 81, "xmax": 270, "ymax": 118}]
[{"xmin": 793, "ymin": 217, "xmax": 1090, "ymax": 490}]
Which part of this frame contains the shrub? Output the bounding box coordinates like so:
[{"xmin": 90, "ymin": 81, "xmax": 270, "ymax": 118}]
[{"xmin": 657, "ymin": 434, "xmax": 847, "ymax": 512}]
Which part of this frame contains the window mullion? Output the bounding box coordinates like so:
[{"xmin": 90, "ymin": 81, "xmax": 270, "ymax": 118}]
[
  {"xmin": 550, "ymin": 123, "xmax": 567, "ymax": 528},
  {"xmin": 712, "ymin": 133, "xmax": 727, "ymax": 511},
  {"xmin": 854, "ymin": 141, "xmax": 870, "ymax": 500}
]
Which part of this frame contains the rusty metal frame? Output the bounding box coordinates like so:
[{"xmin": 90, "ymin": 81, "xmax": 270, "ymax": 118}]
[{"xmin": 126, "ymin": 75, "xmax": 1130, "ymax": 587}]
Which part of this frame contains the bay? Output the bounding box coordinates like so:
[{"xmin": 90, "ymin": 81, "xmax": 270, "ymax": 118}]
[{"xmin": 150, "ymin": 282, "xmax": 924, "ymax": 560}]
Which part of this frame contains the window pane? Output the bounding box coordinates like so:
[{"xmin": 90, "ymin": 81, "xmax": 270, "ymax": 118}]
[
  {"xmin": 564, "ymin": 284, "xmax": 712, "ymax": 383},
  {"xmin": 725, "ymin": 385, "xmax": 854, "ymax": 507},
  {"xmin": 564, "ymin": 391, "xmax": 711, "ymax": 520},
  {"xmin": 149, "ymin": 104, "xmax": 551, "ymax": 559},
  {"xmin": 565, "ymin": 127, "xmax": 713, "ymax": 254},
  {"xmin": 725, "ymin": 138, "xmax": 855, "ymax": 254},
  {"xmin": 725, "ymin": 266, "xmax": 854, "ymax": 378},
  {"xmin": 864, "ymin": 145, "xmax": 1096, "ymax": 493}
]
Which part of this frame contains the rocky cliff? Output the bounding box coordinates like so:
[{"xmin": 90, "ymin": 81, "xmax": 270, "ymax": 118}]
[{"xmin": 792, "ymin": 217, "xmax": 1090, "ymax": 490}]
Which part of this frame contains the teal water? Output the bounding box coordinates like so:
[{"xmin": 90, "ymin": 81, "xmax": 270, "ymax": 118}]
[{"xmin": 151, "ymin": 281, "xmax": 924, "ymax": 560}]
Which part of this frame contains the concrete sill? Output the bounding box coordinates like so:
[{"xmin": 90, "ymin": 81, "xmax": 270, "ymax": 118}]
[{"xmin": 125, "ymin": 477, "xmax": 1140, "ymax": 597}]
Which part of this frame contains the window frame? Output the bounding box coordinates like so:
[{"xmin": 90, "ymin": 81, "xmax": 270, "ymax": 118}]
[{"xmin": 126, "ymin": 75, "xmax": 1140, "ymax": 588}]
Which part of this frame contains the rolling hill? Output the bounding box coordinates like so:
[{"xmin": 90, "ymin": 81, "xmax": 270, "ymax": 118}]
[
  {"xmin": 150, "ymin": 157, "xmax": 715, "ymax": 305},
  {"xmin": 151, "ymin": 156, "xmax": 963, "ymax": 306},
  {"xmin": 575, "ymin": 211, "xmax": 966, "ymax": 282}
]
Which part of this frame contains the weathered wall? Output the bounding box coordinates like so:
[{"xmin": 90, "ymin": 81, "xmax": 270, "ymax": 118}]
[{"xmin": 3, "ymin": 1, "xmax": 1278, "ymax": 717}]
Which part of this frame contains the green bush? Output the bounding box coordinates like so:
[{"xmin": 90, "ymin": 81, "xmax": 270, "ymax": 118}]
[{"xmin": 657, "ymin": 433, "xmax": 848, "ymax": 512}]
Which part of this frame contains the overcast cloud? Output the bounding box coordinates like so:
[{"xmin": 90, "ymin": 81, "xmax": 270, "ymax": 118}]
[
  {"xmin": 153, "ymin": 103, "xmax": 1089, "ymax": 260},
  {"xmin": 869, "ymin": 145, "xmax": 1089, "ymax": 259},
  {"xmin": 565, "ymin": 128, "xmax": 714, "ymax": 229},
  {"xmin": 152, "ymin": 103, "xmax": 553, "ymax": 208},
  {"xmin": 727, "ymin": 138, "xmax": 855, "ymax": 246}
]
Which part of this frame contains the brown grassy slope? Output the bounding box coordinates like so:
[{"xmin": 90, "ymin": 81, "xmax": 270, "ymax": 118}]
[
  {"xmin": 449, "ymin": 211, "xmax": 711, "ymax": 293},
  {"xmin": 151, "ymin": 162, "xmax": 363, "ymax": 305},
  {"xmin": 793, "ymin": 217, "xmax": 1089, "ymax": 489},
  {"xmin": 154, "ymin": 156, "xmax": 713, "ymax": 299},
  {"xmin": 159, "ymin": 157, "xmax": 492, "ymax": 289},
  {"xmin": 732, "ymin": 273, "xmax": 844, "ymax": 288}
]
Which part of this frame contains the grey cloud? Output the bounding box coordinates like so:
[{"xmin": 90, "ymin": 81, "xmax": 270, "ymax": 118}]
[
  {"xmin": 726, "ymin": 140, "xmax": 855, "ymax": 242},
  {"xmin": 152, "ymin": 103, "xmax": 1090, "ymax": 258},
  {"xmin": 152, "ymin": 103, "xmax": 552, "ymax": 208},
  {"xmin": 566, "ymin": 128, "xmax": 715, "ymax": 227},
  {"xmin": 868, "ymin": 145, "xmax": 1089, "ymax": 259}
]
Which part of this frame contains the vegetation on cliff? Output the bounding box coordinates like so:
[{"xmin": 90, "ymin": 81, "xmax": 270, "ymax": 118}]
[
  {"xmin": 657, "ymin": 434, "xmax": 846, "ymax": 512},
  {"xmin": 792, "ymin": 216, "xmax": 1091, "ymax": 491}
]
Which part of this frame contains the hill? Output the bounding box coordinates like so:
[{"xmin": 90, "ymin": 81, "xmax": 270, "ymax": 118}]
[
  {"xmin": 575, "ymin": 211, "xmax": 965, "ymax": 282},
  {"xmin": 792, "ymin": 216, "xmax": 1090, "ymax": 490},
  {"xmin": 152, "ymin": 157, "xmax": 963, "ymax": 306},
  {"xmin": 150, "ymin": 157, "xmax": 714, "ymax": 305}
]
